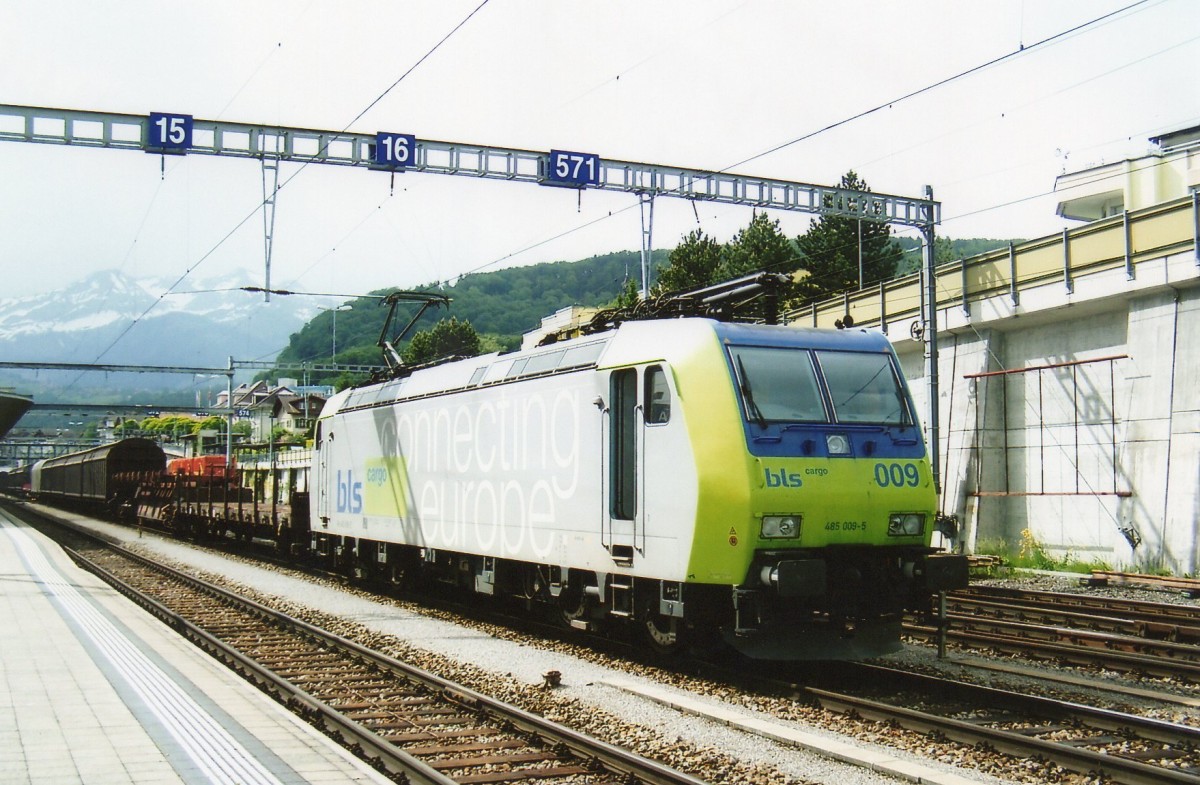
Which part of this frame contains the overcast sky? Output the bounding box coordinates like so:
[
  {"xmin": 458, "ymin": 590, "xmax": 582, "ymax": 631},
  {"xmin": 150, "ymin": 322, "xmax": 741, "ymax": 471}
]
[{"xmin": 1, "ymin": 0, "xmax": 1196, "ymax": 303}]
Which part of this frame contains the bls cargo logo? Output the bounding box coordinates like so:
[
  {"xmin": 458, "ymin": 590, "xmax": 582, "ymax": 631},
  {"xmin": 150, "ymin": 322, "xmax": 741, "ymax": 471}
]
[
  {"xmin": 364, "ymin": 457, "xmax": 408, "ymax": 517},
  {"xmin": 764, "ymin": 467, "xmax": 803, "ymax": 488},
  {"xmin": 337, "ymin": 470, "xmax": 363, "ymax": 513},
  {"xmin": 337, "ymin": 459, "xmax": 409, "ymax": 516}
]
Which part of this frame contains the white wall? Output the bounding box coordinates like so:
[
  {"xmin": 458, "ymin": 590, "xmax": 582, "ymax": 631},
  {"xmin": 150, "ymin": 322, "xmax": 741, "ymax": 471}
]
[{"xmin": 896, "ymin": 262, "xmax": 1199, "ymax": 573}]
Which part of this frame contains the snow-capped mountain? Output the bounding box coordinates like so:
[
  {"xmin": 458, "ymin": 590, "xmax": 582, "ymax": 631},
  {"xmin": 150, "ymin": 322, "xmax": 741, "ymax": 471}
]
[{"xmin": 0, "ymin": 269, "xmax": 318, "ymax": 395}]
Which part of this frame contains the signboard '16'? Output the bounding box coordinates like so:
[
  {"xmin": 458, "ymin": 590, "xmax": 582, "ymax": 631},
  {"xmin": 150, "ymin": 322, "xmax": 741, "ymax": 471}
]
[{"xmin": 375, "ymin": 133, "xmax": 416, "ymax": 168}]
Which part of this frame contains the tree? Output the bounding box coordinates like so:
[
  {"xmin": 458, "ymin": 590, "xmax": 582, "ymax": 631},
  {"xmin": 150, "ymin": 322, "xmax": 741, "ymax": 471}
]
[
  {"xmin": 654, "ymin": 229, "xmax": 723, "ymax": 293},
  {"xmin": 402, "ymin": 317, "xmax": 482, "ymax": 365},
  {"xmin": 718, "ymin": 211, "xmax": 796, "ymax": 280},
  {"xmin": 793, "ymin": 171, "xmax": 904, "ymax": 302},
  {"xmin": 479, "ymin": 332, "xmax": 520, "ymax": 355},
  {"xmin": 609, "ymin": 277, "xmax": 641, "ymax": 309},
  {"xmin": 195, "ymin": 415, "xmax": 227, "ymax": 434},
  {"xmin": 139, "ymin": 415, "xmax": 196, "ymax": 442}
]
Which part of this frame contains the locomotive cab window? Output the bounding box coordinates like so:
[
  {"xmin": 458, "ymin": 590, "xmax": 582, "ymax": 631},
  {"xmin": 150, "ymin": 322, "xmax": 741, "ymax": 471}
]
[
  {"xmin": 644, "ymin": 365, "xmax": 671, "ymax": 424},
  {"xmin": 730, "ymin": 345, "xmax": 911, "ymax": 426},
  {"xmin": 729, "ymin": 346, "xmax": 826, "ymax": 423},
  {"xmin": 816, "ymin": 351, "xmax": 910, "ymax": 425}
]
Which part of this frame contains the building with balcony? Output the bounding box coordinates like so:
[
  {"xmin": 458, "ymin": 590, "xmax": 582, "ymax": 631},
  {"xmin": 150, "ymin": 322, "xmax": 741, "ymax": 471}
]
[
  {"xmin": 216, "ymin": 380, "xmax": 329, "ymax": 443},
  {"xmin": 1055, "ymin": 125, "xmax": 1200, "ymax": 222}
]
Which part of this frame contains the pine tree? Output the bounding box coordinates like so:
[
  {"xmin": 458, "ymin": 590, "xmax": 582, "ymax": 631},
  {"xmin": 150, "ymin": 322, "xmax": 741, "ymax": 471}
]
[
  {"xmin": 403, "ymin": 317, "xmax": 482, "ymax": 365},
  {"xmin": 718, "ymin": 210, "xmax": 797, "ymax": 280},
  {"xmin": 653, "ymin": 229, "xmax": 723, "ymax": 293},
  {"xmin": 793, "ymin": 171, "xmax": 905, "ymax": 302}
]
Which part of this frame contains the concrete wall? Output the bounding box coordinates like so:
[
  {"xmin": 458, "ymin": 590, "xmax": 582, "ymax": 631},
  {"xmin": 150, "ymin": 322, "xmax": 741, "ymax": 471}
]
[{"xmin": 895, "ymin": 260, "xmax": 1199, "ymax": 573}]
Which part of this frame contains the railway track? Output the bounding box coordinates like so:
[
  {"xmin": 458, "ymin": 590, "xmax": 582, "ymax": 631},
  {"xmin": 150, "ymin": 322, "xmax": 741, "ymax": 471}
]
[
  {"xmin": 904, "ymin": 585, "xmax": 1200, "ymax": 683},
  {"xmin": 1087, "ymin": 571, "xmax": 1200, "ymax": 598},
  {"xmin": 805, "ymin": 662, "xmax": 1200, "ymax": 785},
  {"xmin": 20, "ymin": 500, "xmax": 1200, "ymax": 785},
  {"xmin": 121, "ymin": 497, "xmax": 1200, "ymax": 689},
  {"xmin": 60, "ymin": 533, "xmax": 709, "ymax": 785},
  {"xmin": 951, "ymin": 585, "xmax": 1200, "ymax": 644}
]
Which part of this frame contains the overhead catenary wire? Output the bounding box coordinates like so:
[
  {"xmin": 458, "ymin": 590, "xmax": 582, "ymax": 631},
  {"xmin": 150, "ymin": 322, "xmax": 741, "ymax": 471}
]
[
  {"xmin": 723, "ymin": 0, "xmax": 1158, "ymax": 174},
  {"xmin": 849, "ymin": 31, "xmax": 1200, "ymax": 180},
  {"xmin": 453, "ymin": 141, "xmax": 1188, "ymax": 307},
  {"xmin": 47, "ymin": 0, "xmax": 1184, "ymax": 389},
  {"xmin": 448, "ymin": 0, "xmax": 1172, "ymax": 285},
  {"xmin": 79, "ymin": 25, "xmax": 301, "ymax": 382},
  {"xmin": 93, "ymin": 1, "xmax": 1176, "ymax": 309},
  {"xmin": 80, "ymin": 0, "xmax": 493, "ymax": 370},
  {"xmin": 286, "ymin": 190, "xmax": 399, "ymax": 288},
  {"xmin": 325, "ymin": 100, "xmax": 1197, "ymax": 318}
]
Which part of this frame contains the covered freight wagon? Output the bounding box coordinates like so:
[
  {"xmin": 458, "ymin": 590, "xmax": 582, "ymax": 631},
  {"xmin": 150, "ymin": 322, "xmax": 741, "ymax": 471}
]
[{"xmin": 32, "ymin": 438, "xmax": 165, "ymax": 506}]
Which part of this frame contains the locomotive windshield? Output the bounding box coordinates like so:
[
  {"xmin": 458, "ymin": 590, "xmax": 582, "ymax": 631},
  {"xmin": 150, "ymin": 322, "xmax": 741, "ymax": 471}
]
[{"xmin": 730, "ymin": 346, "xmax": 911, "ymax": 426}]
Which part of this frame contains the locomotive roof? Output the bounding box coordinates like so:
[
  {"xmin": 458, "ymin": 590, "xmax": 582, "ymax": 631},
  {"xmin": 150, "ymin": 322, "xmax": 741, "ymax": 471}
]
[
  {"xmin": 711, "ymin": 321, "xmax": 896, "ymax": 352},
  {"xmin": 322, "ymin": 318, "xmax": 897, "ymax": 417}
]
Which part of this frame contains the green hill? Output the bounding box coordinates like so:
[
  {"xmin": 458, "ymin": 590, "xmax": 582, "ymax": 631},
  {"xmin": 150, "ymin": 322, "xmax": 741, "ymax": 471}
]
[
  {"xmin": 276, "ymin": 236, "xmax": 1021, "ymax": 388},
  {"xmin": 275, "ymin": 249, "xmax": 664, "ymax": 381}
]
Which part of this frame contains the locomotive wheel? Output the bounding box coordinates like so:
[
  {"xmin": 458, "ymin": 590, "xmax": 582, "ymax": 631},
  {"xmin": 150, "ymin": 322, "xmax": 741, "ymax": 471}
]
[
  {"xmin": 557, "ymin": 578, "xmax": 590, "ymax": 628},
  {"xmin": 520, "ymin": 566, "xmax": 544, "ymax": 602},
  {"xmin": 640, "ymin": 603, "xmax": 684, "ymax": 656}
]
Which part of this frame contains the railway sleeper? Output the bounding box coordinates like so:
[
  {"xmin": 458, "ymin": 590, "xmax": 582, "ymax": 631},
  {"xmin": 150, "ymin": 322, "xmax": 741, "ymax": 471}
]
[
  {"xmin": 406, "ymin": 739, "xmax": 529, "ymax": 756},
  {"xmin": 382, "ymin": 727, "xmax": 505, "ymax": 743}
]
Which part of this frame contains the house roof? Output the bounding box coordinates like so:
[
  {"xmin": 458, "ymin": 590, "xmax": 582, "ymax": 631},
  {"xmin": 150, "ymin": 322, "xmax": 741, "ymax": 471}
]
[
  {"xmin": 272, "ymin": 392, "xmax": 326, "ymax": 418},
  {"xmin": 1149, "ymin": 124, "xmax": 1200, "ymax": 153}
]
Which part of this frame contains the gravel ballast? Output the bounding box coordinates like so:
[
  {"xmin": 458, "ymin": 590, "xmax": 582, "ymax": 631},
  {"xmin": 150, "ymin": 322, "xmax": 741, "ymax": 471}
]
[{"xmin": 37, "ymin": 506, "xmax": 1194, "ymax": 785}]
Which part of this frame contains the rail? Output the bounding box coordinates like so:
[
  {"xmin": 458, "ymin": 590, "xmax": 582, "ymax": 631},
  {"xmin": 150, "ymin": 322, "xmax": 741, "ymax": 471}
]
[{"xmin": 60, "ymin": 532, "xmax": 710, "ymax": 785}]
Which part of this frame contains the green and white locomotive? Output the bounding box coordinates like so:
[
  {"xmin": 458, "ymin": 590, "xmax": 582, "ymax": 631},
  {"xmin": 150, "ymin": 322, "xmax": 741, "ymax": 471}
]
[{"xmin": 311, "ymin": 288, "xmax": 966, "ymax": 659}]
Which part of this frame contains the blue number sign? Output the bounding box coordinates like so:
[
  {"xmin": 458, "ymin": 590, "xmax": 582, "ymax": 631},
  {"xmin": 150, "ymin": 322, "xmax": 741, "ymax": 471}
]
[
  {"xmin": 547, "ymin": 150, "xmax": 600, "ymax": 187},
  {"xmin": 147, "ymin": 112, "xmax": 193, "ymax": 153},
  {"xmin": 374, "ymin": 133, "xmax": 416, "ymax": 168}
]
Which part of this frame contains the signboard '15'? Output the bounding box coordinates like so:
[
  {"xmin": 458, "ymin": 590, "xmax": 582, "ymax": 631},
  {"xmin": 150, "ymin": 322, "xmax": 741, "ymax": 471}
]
[{"xmin": 147, "ymin": 112, "xmax": 193, "ymax": 152}]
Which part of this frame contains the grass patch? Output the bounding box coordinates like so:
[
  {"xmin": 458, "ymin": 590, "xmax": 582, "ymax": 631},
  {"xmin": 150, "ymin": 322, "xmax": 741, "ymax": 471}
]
[{"xmin": 973, "ymin": 529, "xmax": 1111, "ymax": 574}]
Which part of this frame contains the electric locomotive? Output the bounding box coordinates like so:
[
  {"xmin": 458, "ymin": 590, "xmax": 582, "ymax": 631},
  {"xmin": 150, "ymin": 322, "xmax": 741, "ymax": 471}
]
[
  {"xmin": 15, "ymin": 279, "xmax": 966, "ymax": 660},
  {"xmin": 311, "ymin": 293, "xmax": 966, "ymax": 659}
]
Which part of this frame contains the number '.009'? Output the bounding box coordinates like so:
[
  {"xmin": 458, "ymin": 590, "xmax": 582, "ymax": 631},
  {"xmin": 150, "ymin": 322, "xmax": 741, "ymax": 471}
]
[{"xmin": 873, "ymin": 462, "xmax": 920, "ymax": 488}]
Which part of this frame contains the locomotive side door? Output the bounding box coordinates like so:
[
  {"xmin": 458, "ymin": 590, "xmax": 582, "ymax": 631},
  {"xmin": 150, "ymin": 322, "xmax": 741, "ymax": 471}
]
[
  {"xmin": 603, "ymin": 364, "xmax": 673, "ymax": 565},
  {"xmin": 315, "ymin": 419, "xmax": 330, "ymax": 525},
  {"xmin": 604, "ymin": 368, "xmax": 639, "ymax": 565}
]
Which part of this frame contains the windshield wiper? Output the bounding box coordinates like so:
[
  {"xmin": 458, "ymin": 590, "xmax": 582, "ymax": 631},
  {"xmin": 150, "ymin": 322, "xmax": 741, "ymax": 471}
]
[{"xmin": 735, "ymin": 356, "xmax": 768, "ymax": 428}]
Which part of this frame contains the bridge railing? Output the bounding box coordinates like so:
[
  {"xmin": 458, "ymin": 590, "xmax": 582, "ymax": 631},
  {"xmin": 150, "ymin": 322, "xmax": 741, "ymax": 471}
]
[{"xmin": 788, "ymin": 193, "xmax": 1200, "ymax": 331}]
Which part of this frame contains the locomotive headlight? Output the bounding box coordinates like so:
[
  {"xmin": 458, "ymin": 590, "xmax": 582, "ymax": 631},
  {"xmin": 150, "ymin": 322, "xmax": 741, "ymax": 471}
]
[
  {"xmin": 826, "ymin": 433, "xmax": 851, "ymax": 455},
  {"xmin": 762, "ymin": 515, "xmax": 801, "ymax": 539},
  {"xmin": 888, "ymin": 513, "xmax": 925, "ymax": 536}
]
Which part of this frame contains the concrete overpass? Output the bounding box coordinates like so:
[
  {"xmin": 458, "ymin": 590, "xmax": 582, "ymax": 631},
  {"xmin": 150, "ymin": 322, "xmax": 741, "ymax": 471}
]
[{"xmin": 790, "ymin": 194, "xmax": 1200, "ymax": 573}]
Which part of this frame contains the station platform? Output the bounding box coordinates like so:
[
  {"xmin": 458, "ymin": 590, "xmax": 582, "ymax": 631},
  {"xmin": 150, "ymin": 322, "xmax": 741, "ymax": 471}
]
[{"xmin": 0, "ymin": 508, "xmax": 393, "ymax": 785}]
